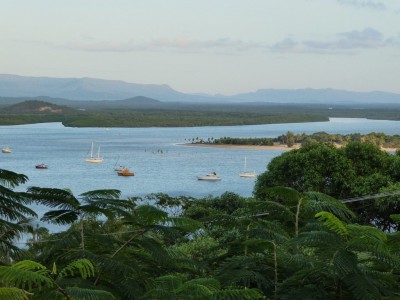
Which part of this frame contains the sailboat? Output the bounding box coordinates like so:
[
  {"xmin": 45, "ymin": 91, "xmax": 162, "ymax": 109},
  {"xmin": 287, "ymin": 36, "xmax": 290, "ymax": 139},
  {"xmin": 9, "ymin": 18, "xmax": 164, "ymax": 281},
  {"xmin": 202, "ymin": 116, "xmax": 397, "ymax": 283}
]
[
  {"xmin": 85, "ymin": 142, "xmax": 103, "ymax": 163},
  {"xmin": 113, "ymin": 155, "xmax": 125, "ymax": 171},
  {"xmin": 239, "ymin": 157, "xmax": 256, "ymax": 178}
]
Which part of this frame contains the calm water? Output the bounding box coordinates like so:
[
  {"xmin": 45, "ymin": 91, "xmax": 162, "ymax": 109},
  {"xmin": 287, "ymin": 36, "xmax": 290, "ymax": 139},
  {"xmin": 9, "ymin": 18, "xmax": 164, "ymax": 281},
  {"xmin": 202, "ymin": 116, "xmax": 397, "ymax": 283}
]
[{"xmin": 1, "ymin": 118, "xmax": 400, "ymax": 206}]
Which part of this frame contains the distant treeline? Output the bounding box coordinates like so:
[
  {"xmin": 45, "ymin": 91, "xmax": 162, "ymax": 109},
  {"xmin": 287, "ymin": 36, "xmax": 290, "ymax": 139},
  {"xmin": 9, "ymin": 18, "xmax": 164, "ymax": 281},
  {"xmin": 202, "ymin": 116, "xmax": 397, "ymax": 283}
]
[
  {"xmin": 0, "ymin": 110, "xmax": 327, "ymax": 127},
  {"xmin": 194, "ymin": 131, "xmax": 400, "ymax": 148}
]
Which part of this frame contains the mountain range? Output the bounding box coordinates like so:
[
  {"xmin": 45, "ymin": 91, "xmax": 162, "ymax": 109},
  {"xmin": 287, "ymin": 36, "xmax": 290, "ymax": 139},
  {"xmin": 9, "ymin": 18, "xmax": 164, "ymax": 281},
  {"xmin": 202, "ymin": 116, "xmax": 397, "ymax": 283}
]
[{"xmin": 1, "ymin": 74, "xmax": 400, "ymax": 104}]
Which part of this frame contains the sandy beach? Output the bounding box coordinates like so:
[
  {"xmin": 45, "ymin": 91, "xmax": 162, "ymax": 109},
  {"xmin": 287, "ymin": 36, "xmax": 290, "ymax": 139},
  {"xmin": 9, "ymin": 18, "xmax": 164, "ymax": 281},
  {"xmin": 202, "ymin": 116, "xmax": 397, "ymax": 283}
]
[
  {"xmin": 179, "ymin": 143, "xmax": 300, "ymax": 151},
  {"xmin": 180, "ymin": 143, "xmax": 398, "ymax": 152}
]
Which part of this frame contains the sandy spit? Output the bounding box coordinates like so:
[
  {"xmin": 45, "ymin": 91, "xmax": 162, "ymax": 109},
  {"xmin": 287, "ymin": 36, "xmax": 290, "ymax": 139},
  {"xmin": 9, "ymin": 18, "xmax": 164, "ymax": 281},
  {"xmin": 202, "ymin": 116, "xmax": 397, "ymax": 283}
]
[{"xmin": 178, "ymin": 143, "xmax": 398, "ymax": 152}]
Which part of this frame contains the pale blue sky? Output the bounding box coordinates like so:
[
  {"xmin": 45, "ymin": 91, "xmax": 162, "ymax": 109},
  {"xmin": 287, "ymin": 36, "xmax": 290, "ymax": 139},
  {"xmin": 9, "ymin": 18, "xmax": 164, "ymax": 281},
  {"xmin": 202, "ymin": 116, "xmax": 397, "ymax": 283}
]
[{"xmin": 1, "ymin": 0, "xmax": 399, "ymax": 95}]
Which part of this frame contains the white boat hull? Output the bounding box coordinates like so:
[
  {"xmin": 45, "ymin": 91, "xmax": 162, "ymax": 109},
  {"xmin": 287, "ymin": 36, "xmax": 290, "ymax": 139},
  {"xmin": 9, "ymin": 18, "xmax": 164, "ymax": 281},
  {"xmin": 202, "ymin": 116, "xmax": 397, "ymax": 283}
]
[
  {"xmin": 85, "ymin": 158, "xmax": 103, "ymax": 163},
  {"xmin": 197, "ymin": 173, "xmax": 221, "ymax": 181},
  {"xmin": 197, "ymin": 176, "xmax": 221, "ymax": 181},
  {"xmin": 240, "ymin": 173, "xmax": 256, "ymax": 178}
]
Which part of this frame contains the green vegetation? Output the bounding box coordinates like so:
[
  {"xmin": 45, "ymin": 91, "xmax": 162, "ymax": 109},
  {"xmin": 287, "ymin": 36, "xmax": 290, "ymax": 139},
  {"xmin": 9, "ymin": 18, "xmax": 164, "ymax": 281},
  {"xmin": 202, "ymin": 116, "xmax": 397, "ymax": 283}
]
[
  {"xmin": 255, "ymin": 142, "xmax": 400, "ymax": 231},
  {"xmin": 204, "ymin": 132, "xmax": 400, "ymax": 149},
  {"xmin": 5, "ymin": 99, "xmax": 400, "ymax": 128},
  {"xmin": 1, "ymin": 141, "xmax": 400, "ymax": 299}
]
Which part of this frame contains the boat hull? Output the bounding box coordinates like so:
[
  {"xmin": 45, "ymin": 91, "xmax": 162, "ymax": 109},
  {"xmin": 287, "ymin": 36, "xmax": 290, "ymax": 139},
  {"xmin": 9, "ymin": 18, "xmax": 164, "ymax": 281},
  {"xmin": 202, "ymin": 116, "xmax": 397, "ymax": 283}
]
[
  {"xmin": 240, "ymin": 173, "xmax": 256, "ymax": 178},
  {"xmin": 85, "ymin": 158, "xmax": 103, "ymax": 163},
  {"xmin": 117, "ymin": 168, "xmax": 134, "ymax": 176},
  {"xmin": 35, "ymin": 164, "xmax": 48, "ymax": 169},
  {"xmin": 197, "ymin": 176, "xmax": 221, "ymax": 181}
]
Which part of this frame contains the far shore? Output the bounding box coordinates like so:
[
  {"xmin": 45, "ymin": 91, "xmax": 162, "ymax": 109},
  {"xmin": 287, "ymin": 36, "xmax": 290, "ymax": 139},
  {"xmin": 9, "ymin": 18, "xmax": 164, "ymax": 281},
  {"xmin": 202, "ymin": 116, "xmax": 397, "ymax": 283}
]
[{"xmin": 179, "ymin": 143, "xmax": 399, "ymax": 152}]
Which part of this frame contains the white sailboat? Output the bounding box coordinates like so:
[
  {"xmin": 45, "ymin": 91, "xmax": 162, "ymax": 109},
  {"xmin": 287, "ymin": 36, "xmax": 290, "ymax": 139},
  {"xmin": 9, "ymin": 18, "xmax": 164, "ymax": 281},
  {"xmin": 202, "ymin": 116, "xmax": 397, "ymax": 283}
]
[
  {"xmin": 239, "ymin": 157, "xmax": 256, "ymax": 178},
  {"xmin": 85, "ymin": 142, "xmax": 103, "ymax": 163}
]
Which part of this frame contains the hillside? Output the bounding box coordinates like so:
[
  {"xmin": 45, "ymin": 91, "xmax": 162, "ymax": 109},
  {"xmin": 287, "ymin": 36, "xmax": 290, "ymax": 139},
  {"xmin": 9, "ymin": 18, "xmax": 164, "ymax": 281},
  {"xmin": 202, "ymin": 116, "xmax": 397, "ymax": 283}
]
[
  {"xmin": 1, "ymin": 74, "xmax": 400, "ymax": 104},
  {"xmin": 2, "ymin": 100, "xmax": 75, "ymax": 114}
]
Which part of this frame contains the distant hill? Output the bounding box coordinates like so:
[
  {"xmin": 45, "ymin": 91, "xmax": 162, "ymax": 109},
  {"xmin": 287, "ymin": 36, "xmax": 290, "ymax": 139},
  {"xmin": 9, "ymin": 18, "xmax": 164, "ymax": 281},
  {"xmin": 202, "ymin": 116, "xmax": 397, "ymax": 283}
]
[
  {"xmin": 2, "ymin": 100, "xmax": 75, "ymax": 114},
  {"xmin": 231, "ymin": 88, "xmax": 400, "ymax": 104},
  {"xmin": 0, "ymin": 74, "xmax": 208, "ymax": 102},
  {"xmin": 1, "ymin": 74, "xmax": 400, "ymax": 104}
]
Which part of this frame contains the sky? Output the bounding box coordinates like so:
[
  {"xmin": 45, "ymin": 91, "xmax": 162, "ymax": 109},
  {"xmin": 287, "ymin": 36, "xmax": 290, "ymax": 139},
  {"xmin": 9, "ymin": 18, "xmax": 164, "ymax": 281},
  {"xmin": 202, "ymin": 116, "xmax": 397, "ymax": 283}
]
[{"xmin": 1, "ymin": 0, "xmax": 399, "ymax": 95}]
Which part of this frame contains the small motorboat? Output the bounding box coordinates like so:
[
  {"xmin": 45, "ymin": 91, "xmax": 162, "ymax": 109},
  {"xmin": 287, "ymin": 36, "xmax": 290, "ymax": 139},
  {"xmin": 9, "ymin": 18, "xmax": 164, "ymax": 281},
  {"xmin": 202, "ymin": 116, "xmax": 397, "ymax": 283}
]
[
  {"xmin": 117, "ymin": 168, "xmax": 134, "ymax": 176},
  {"xmin": 35, "ymin": 163, "xmax": 48, "ymax": 169},
  {"xmin": 113, "ymin": 165, "xmax": 126, "ymax": 172},
  {"xmin": 197, "ymin": 172, "xmax": 221, "ymax": 181}
]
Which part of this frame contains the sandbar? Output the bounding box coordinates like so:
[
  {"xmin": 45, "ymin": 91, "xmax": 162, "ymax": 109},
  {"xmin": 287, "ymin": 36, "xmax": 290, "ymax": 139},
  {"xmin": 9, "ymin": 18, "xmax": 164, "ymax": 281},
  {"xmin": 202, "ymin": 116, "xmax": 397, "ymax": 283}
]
[{"xmin": 178, "ymin": 143, "xmax": 300, "ymax": 151}]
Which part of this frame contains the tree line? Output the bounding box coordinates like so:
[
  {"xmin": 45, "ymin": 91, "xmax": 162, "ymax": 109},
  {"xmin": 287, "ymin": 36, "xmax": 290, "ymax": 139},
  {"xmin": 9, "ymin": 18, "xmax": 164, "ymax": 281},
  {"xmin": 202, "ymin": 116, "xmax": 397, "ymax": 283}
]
[
  {"xmin": 196, "ymin": 132, "xmax": 400, "ymax": 148},
  {"xmin": 1, "ymin": 141, "xmax": 400, "ymax": 299}
]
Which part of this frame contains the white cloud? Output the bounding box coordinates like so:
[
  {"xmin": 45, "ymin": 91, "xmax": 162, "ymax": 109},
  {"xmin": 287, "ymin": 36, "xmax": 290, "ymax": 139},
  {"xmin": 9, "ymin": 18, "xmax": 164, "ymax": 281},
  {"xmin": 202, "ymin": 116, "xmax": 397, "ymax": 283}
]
[
  {"xmin": 271, "ymin": 28, "xmax": 396, "ymax": 54},
  {"xmin": 60, "ymin": 37, "xmax": 262, "ymax": 53},
  {"xmin": 337, "ymin": 0, "xmax": 386, "ymax": 10}
]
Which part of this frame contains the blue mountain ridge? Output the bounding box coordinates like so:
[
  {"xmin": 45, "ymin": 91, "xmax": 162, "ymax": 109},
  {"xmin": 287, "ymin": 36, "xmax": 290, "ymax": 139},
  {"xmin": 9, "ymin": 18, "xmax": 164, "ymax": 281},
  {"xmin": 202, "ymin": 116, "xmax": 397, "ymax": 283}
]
[{"xmin": 0, "ymin": 74, "xmax": 399, "ymax": 104}]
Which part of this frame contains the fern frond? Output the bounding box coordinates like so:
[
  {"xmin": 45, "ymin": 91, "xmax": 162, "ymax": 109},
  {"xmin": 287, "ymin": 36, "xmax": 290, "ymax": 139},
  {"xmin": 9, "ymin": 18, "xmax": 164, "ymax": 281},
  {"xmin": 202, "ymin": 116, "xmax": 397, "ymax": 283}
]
[
  {"xmin": 59, "ymin": 259, "xmax": 95, "ymax": 279},
  {"xmin": 315, "ymin": 211, "xmax": 348, "ymax": 237},
  {"xmin": 176, "ymin": 283, "xmax": 214, "ymax": 299},
  {"xmin": 66, "ymin": 286, "xmax": 115, "ymax": 300},
  {"xmin": 212, "ymin": 288, "xmax": 264, "ymax": 300},
  {"xmin": 344, "ymin": 271, "xmax": 381, "ymax": 300},
  {"xmin": 151, "ymin": 274, "xmax": 183, "ymax": 290},
  {"xmin": 27, "ymin": 187, "xmax": 79, "ymax": 210},
  {"xmin": 304, "ymin": 191, "xmax": 355, "ymax": 221},
  {"xmin": 167, "ymin": 216, "xmax": 203, "ymax": 232},
  {"xmin": 389, "ymin": 214, "xmax": 400, "ymax": 223},
  {"xmin": 126, "ymin": 205, "xmax": 168, "ymax": 225},
  {"xmin": 0, "ymin": 261, "xmax": 52, "ymax": 290},
  {"xmin": 294, "ymin": 230, "xmax": 342, "ymax": 249},
  {"xmin": 346, "ymin": 225, "xmax": 399, "ymax": 267},
  {"xmin": 0, "ymin": 287, "xmax": 31, "ymax": 300},
  {"xmin": 79, "ymin": 189, "xmax": 121, "ymax": 200},
  {"xmin": 264, "ymin": 186, "xmax": 301, "ymax": 204},
  {"xmin": 332, "ymin": 249, "xmax": 358, "ymax": 277}
]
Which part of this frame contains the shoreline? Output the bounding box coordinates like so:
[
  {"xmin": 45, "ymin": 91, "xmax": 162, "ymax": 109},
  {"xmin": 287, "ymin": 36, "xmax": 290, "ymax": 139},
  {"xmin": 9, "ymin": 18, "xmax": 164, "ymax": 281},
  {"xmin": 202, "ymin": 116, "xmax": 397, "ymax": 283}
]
[
  {"xmin": 179, "ymin": 143, "xmax": 300, "ymax": 151},
  {"xmin": 179, "ymin": 143, "xmax": 398, "ymax": 152}
]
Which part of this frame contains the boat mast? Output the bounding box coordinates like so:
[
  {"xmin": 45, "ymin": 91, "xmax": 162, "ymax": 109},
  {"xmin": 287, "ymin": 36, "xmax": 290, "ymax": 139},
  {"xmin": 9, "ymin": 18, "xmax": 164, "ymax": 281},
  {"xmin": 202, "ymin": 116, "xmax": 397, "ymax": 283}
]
[{"xmin": 90, "ymin": 142, "xmax": 94, "ymax": 158}]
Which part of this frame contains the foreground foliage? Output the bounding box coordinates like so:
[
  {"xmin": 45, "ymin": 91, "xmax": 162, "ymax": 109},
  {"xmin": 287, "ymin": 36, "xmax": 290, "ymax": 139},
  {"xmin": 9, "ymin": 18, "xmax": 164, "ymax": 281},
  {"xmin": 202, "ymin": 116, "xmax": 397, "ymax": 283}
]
[{"xmin": 1, "ymin": 142, "xmax": 399, "ymax": 299}]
